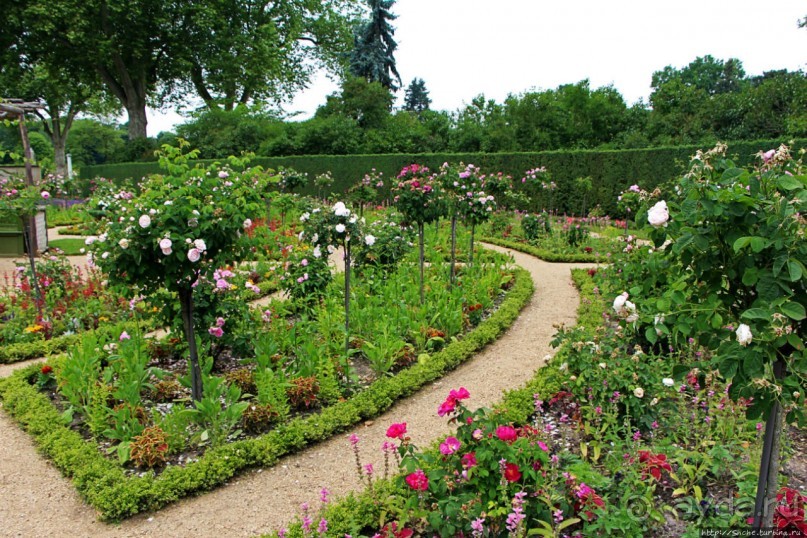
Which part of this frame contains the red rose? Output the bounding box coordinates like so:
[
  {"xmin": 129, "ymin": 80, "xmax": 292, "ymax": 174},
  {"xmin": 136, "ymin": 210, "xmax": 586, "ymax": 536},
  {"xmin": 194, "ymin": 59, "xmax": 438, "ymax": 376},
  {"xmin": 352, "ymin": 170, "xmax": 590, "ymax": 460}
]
[
  {"xmin": 41, "ymin": 365, "xmax": 53, "ymax": 375},
  {"xmin": 503, "ymin": 462, "xmax": 521, "ymax": 482}
]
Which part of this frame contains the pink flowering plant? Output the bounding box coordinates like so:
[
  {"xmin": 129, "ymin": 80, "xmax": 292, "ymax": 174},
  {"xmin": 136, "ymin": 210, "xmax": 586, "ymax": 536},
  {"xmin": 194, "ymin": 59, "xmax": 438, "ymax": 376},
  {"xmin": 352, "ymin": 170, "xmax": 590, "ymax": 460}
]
[
  {"xmin": 90, "ymin": 141, "xmax": 269, "ymax": 400},
  {"xmin": 385, "ymin": 388, "xmax": 600, "ymax": 536},
  {"xmin": 281, "ymin": 244, "xmax": 332, "ymax": 304}
]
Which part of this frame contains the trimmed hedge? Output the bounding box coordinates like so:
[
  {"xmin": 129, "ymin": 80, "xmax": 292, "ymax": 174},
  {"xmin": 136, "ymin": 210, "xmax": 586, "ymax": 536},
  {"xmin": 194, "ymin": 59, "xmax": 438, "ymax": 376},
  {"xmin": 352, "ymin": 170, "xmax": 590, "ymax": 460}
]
[
  {"xmin": 0, "ymin": 263, "xmax": 534, "ymax": 521},
  {"xmin": 479, "ymin": 236, "xmax": 602, "ymax": 263},
  {"xmin": 259, "ymin": 258, "xmax": 604, "ymax": 537},
  {"xmin": 81, "ymin": 138, "xmax": 807, "ymax": 216}
]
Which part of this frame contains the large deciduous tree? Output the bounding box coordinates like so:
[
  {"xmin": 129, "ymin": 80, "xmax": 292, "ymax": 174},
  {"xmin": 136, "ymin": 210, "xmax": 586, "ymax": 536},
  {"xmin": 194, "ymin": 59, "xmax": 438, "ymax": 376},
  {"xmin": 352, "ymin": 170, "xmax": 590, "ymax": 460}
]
[
  {"xmin": 181, "ymin": 0, "xmax": 357, "ymax": 112},
  {"xmin": 349, "ymin": 0, "xmax": 402, "ymax": 91}
]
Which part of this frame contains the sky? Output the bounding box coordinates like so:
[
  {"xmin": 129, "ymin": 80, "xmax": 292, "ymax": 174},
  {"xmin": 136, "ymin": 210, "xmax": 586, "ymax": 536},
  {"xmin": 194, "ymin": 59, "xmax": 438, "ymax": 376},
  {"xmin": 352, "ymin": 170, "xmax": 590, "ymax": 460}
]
[{"xmin": 146, "ymin": 0, "xmax": 807, "ymax": 135}]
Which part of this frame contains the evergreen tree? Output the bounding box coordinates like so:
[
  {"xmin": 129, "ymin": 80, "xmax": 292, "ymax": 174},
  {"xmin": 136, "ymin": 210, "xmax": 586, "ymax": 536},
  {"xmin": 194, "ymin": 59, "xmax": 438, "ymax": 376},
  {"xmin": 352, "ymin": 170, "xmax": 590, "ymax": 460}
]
[
  {"xmin": 404, "ymin": 78, "xmax": 431, "ymax": 113},
  {"xmin": 349, "ymin": 0, "xmax": 402, "ymax": 91}
]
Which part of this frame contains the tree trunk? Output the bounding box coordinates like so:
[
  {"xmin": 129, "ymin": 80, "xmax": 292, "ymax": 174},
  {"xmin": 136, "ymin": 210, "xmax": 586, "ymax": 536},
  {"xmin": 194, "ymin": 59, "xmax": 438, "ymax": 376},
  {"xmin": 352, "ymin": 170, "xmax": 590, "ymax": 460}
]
[
  {"xmin": 449, "ymin": 215, "xmax": 457, "ymax": 286},
  {"xmin": 125, "ymin": 101, "xmax": 148, "ymax": 140},
  {"xmin": 752, "ymin": 360, "xmax": 787, "ymax": 533},
  {"xmin": 418, "ymin": 222, "xmax": 425, "ymax": 305},
  {"xmin": 178, "ymin": 286, "xmax": 203, "ymax": 401},
  {"xmin": 52, "ymin": 134, "xmax": 68, "ymax": 178}
]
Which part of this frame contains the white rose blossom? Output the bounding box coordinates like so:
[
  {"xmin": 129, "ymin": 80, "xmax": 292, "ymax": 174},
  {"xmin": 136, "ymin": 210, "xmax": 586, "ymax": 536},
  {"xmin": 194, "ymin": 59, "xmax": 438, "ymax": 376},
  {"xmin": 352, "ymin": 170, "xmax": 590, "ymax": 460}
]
[
  {"xmin": 118, "ymin": 238, "xmax": 129, "ymax": 249},
  {"xmin": 187, "ymin": 248, "xmax": 201, "ymax": 263},
  {"xmin": 647, "ymin": 200, "xmax": 669, "ymax": 228},
  {"xmin": 633, "ymin": 387, "xmax": 645, "ymax": 398},
  {"xmin": 335, "ymin": 223, "xmax": 346, "ymax": 234},
  {"xmin": 736, "ymin": 324, "xmax": 753, "ymax": 346},
  {"xmin": 332, "ymin": 202, "xmax": 350, "ymax": 217},
  {"xmin": 662, "ymin": 378, "xmax": 675, "ymax": 387},
  {"xmin": 364, "ymin": 234, "xmax": 376, "ymax": 246},
  {"xmin": 193, "ymin": 239, "xmax": 207, "ymax": 252},
  {"xmin": 138, "ymin": 215, "xmax": 151, "ymax": 228}
]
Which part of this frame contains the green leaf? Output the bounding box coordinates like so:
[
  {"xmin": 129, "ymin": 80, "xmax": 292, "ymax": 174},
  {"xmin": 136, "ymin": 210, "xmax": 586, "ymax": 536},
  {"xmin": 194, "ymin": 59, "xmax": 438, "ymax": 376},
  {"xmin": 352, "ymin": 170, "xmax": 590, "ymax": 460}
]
[
  {"xmin": 741, "ymin": 308, "xmax": 769, "ymax": 320},
  {"xmin": 645, "ymin": 326, "xmax": 658, "ymax": 344},
  {"xmin": 710, "ymin": 312, "xmax": 723, "ymax": 329},
  {"xmin": 749, "ymin": 237, "xmax": 768, "ymax": 253},
  {"xmin": 777, "ymin": 175, "xmax": 803, "ymax": 191},
  {"xmin": 733, "ymin": 237, "xmax": 751, "ymax": 252},
  {"xmin": 787, "ymin": 333, "xmax": 804, "ymax": 351},
  {"xmin": 787, "ymin": 260, "xmax": 803, "ymax": 282},
  {"xmin": 742, "ymin": 267, "xmax": 759, "ymax": 286},
  {"xmin": 780, "ymin": 301, "xmax": 806, "ymax": 321}
]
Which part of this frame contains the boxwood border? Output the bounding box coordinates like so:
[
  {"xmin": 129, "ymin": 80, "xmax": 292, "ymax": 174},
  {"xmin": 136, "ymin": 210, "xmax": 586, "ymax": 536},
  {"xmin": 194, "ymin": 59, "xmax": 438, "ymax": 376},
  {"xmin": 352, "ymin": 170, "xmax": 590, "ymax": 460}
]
[
  {"xmin": 479, "ymin": 236, "xmax": 603, "ymax": 263},
  {"xmin": 0, "ymin": 263, "xmax": 533, "ymax": 521}
]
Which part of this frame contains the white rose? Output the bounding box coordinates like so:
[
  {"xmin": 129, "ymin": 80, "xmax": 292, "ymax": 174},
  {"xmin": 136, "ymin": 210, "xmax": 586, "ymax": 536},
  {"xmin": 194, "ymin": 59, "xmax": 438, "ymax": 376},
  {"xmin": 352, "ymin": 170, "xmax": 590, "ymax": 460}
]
[
  {"xmin": 161, "ymin": 247, "xmax": 172, "ymax": 256},
  {"xmin": 138, "ymin": 215, "xmax": 151, "ymax": 228},
  {"xmin": 633, "ymin": 387, "xmax": 644, "ymax": 398},
  {"xmin": 613, "ymin": 292, "xmax": 629, "ymax": 313},
  {"xmin": 299, "ymin": 212, "xmax": 310, "ymax": 222},
  {"xmin": 85, "ymin": 237, "xmax": 96, "ymax": 246},
  {"xmin": 736, "ymin": 324, "xmax": 753, "ymax": 346},
  {"xmin": 187, "ymin": 248, "xmax": 201, "ymax": 263},
  {"xmin": 243, "ymin": 218, "xmax": 252, "ymax": 229},
  {"xmin": 599, "ymin": 362, "xmax": 607, "ymax": 369},
  {"xmin": 647, "ymin": 200, "xmax": 669, "ymax": 228},
  {"xmin": 335, "ymin": 223, "xmax": 346, "ymax": 233},
  {"xmin": 313, "ymin": 246, "xmax": 322, "ymax": 258},
  {"xmin": 159, "ymin": 238, "xmax": 172, "ymax": 250},
  {"xmin": 662, "ymin": 378, "xmax": 674, "ymax": 387},
  {"xmin": 332, "ymin": 202, "xmax": 350, "ymax": 217},
  {"xmin": 118, "ymin": 238, "xmax": 129, "ymax": 249},
  {"xmin": 365, "ymin": 235, "xmax": 376, "ymax": 246}
]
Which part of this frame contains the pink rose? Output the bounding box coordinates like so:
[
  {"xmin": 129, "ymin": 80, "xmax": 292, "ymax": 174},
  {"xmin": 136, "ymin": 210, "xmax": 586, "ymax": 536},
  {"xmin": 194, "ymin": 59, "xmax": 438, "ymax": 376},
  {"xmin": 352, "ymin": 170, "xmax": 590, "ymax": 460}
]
[
  {"xmin": 187, "ymin": 248, "xmax": 201, "ymax": 262},
  {"xmin": 386, "ymin": 422, "xmax": 407, "ymax": 439},
  {"xmin": 496, "ymin": 425, "xmax": 518, "ymax": 442}
]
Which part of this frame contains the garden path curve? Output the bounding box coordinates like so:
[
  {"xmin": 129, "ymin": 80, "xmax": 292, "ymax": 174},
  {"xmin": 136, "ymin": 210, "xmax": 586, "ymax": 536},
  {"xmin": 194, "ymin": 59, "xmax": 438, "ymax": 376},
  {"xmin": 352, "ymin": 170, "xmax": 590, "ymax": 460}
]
[{"xmin": 0, "ymin": 243, "xmax": 595, "ymax": 537}]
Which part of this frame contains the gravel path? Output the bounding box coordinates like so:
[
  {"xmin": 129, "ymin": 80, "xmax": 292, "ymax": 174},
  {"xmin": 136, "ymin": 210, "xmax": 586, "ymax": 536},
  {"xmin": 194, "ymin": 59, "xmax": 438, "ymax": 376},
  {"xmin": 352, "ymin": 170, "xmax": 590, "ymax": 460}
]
[{"xmin": 0, "ymin": 243, "xmax": 594, "ymax": 538}]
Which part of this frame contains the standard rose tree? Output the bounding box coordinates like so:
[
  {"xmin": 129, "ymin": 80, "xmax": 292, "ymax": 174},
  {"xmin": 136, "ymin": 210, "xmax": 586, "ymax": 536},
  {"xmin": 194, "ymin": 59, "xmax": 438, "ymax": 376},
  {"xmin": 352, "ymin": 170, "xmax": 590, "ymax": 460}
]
[{"xmin": 91, "ymin": 141, "xmax": 269, "ymax": 400}]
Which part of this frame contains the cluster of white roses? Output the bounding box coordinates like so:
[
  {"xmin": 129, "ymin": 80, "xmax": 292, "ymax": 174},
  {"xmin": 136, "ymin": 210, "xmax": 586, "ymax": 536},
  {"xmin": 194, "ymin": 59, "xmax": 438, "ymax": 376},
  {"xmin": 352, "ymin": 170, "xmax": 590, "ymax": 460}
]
[{"xmin": 612, "ymin": 292, "xmax": 638, "ymax": 323}]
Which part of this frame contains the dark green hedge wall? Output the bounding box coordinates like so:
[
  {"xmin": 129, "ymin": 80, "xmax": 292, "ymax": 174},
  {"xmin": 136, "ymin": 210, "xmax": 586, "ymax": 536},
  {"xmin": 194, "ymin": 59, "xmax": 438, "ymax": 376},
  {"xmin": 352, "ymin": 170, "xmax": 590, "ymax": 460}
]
[{"xmin": 80, "ymin": 138, "xmax": 806, "ymax": 216}]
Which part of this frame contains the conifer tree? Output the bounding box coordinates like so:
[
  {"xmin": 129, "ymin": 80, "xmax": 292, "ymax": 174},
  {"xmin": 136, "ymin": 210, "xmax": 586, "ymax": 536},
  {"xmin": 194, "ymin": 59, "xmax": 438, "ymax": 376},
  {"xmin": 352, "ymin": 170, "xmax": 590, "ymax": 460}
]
[
  {"xmin": 349, "ymin": 0, "xmax": 402, "ymax": 91},
  {"xmin": 404, "ymin": 78, "xmax": 431, "ymax": 113}
]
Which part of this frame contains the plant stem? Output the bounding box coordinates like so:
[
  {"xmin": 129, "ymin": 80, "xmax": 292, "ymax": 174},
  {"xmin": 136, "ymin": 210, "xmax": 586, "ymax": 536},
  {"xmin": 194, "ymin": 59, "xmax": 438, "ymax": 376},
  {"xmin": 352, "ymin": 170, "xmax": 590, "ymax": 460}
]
[
  {"xmin": 21, "ymin": 216, "xmax": 43, "ymax": 320},
  {"xmin": 449, "ymin": 215, "xmax": 457, "ymax": 286},
  {"xmin": 344, "ymin": 240, "xmax": 351, "ymax": 356},
  {"xmin": 419, "ymin": 222, "xmax": 424, "ymax": 305},
  {"xmin": 178, "ymin": 285, "xmax": 203, "ymax": 401},
  {"xmin": 469, "ymin": 223, "xmax": 475, "ymax": 266}
]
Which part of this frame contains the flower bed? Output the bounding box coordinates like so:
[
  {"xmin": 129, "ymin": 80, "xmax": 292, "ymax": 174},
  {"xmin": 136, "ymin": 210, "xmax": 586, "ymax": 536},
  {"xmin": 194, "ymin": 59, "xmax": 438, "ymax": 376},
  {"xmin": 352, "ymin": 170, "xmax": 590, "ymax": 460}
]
[{"xmin": 0, "ymin": 258, "xmax": 533, "ymax": 521}]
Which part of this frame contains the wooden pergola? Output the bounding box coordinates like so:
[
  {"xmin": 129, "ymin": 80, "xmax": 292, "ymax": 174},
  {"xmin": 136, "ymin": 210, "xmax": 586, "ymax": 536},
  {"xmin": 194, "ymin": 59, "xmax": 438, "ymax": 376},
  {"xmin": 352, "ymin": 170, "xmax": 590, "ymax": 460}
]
[
  {"xmin": 0, "ymin": 99, "xmax": 45, "ymax": 187},
  {"xmin": 0, "ymin": 99, "xmax": 48, "ymax": 254}
]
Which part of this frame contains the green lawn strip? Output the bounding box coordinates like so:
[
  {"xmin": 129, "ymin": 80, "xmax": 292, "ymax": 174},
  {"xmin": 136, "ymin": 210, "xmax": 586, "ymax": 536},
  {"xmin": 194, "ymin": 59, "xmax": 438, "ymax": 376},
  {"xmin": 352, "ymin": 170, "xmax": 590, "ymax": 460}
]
[
  {"xmin": 48, "ymin": 238, "xmax": 88, "ymax": 255},
  {"xmin": 0, "ymin": 265, "xmax": 533, "ymax": 521},
  {"xmin": 478, "ymin": 236, "xmax": 603, "ymax": 263},
  {"xmin": 259, "ymin": 265, "xmax": 603, "ymax": 536}
]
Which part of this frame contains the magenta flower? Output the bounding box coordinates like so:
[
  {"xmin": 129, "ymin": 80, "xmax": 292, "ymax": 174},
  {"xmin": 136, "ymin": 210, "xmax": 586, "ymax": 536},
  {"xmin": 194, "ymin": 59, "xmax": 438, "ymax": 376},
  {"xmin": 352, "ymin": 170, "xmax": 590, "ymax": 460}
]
[
  {"xmin": 405, "ymin": 469, "xmax": 429, "ymax": 491},
  {"xmin": 386, "ymin": 422, "xmax": 407, "ymax": 439},
  {"xmin": 439, "ymin": 436, "xmax": 461, "ymax": 455},
  {"xmin": 119, "ymin": 331, "xmax": 131, "ymax": 341},
  {"xmin": 462, "ymin": 452, "xmax": 477, "ymax": 468},
  {"xmin": 496, "ymin": 425, "xmax": 518, "ymax": 442}
]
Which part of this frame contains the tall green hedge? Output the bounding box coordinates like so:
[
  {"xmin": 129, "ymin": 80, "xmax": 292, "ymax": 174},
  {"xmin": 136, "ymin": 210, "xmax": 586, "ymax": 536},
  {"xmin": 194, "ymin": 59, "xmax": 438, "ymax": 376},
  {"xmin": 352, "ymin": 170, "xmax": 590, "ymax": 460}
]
[{"xmin": 80, "ymin": 138, "xmax": 806, "ymax": 216}]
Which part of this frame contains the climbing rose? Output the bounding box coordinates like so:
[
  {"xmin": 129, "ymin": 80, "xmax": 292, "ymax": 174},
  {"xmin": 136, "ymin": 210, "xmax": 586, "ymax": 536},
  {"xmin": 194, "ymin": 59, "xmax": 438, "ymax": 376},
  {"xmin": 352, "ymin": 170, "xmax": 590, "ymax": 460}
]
[
  {"xmin": 647, "ymin": 200, "xmax": 669, "ymax": 227},
  {"xmin": 736, "ymin": 324, "xmax": 753, "ymax": 346},
  {"xmin": 386, "ymin": 422, "xmax": 407, "ymax": 439},
  {"xmin": 405, "ymin": 469, "xmax": 429, "ymax": 491},
  {"xmin": 187, "ymin": 248, "xmax": 201, "ymax": 263}
]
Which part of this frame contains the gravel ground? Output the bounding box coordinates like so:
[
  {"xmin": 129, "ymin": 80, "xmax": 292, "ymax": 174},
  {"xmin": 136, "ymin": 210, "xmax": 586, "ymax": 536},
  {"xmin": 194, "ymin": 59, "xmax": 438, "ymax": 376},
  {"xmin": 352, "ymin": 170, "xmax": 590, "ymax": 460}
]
[{"xmin": 0, "ymin": 242, "xmax": 594, "ymax": 538}]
